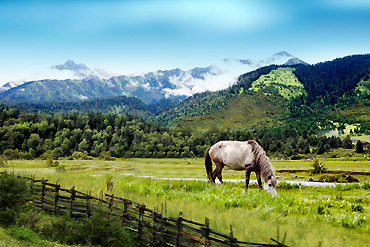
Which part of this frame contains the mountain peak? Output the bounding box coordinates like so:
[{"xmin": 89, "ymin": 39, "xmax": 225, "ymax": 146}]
[
  {"xmin": 54, "ymin": 59, "xmax": 90, "ymax": 72},
  {"xmin": 284, "ymin": 57, "xmax": 310, "ymax": 66}
]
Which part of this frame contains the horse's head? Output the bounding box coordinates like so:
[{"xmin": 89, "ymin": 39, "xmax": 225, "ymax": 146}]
[{"xmin": 263, "ymin": 175, "xmax": 277, "ymax": 195}]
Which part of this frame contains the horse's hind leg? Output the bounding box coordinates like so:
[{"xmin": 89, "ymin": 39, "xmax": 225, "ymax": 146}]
[
  {"xmin": 211, "ymin": 162, "xmax": 223, "ymax": 183},
  {"xmin": 216, "ymin": 163, "xmax": 225, "ymax": 184}
]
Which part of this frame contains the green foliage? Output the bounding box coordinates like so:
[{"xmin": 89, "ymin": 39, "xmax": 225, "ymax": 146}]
[
  {"xmin": 0, "ymin": 104, "xmax": 362, "ymax": 159},
  {"xmin": 34, "ymin": 210, "xmax": 139, "ymax": 247},
  {"xmin": 2, "ymin": 149, "xmax": 33, "ymax": 160},
  {"xmin": 310, "ymin": 160, "xmax": 327, "ymax": 175},
  {"xmin": 0, "ymin": 156, "xmax": 7, "ymax": 168},
  {"xmin": 356, "ymin": 140, "xmax": 364, "ymax": 153},
  {"xmin": 249, "ymin": 67, "xmax": 305, "ymax": 99},
  {"xmin": 45, "ymin": 159, "xmax": 65, "ymax": 172},
  {"xmin": 46, "ymin": 159, "xmax": 59, "ymax": 167},
  {"xmin": 7, "ymin": 226, "xmax": 40, "ymax": 244},
  {"xmin": 69, "ymin": 151, "xmax": 93, "ymax": 160},
  {"xmin": 0, "ymin": 173, "xmax": 30, "ymax": 226},
  {"xmin": 99, "ymin": 151, "xmax": 116, "ymax": 161},
  {"xmin": 341, "ymin": 214, "xmax": 366, "ymax": 229}
]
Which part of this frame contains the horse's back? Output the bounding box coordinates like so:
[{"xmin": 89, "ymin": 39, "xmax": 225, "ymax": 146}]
[{"xmin": 209, "ymin": 141, "xmax": 253, "ymax": 170}]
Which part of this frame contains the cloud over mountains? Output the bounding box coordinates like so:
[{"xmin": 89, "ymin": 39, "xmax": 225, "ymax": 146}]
[
  {"xmin": 0, "ymin": 52, "xmax": 308, "ymax": 103},
  {"xmin": 52, "ymin": 60, "xmax": 113, "ymax": 79}
]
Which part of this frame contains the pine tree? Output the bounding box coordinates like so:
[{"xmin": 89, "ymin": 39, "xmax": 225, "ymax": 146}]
[{"xmin": 356, "ymin": 140, "xmax": 364, "ymax": 153}]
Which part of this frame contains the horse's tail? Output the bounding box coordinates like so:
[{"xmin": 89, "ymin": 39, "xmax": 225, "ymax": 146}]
[{"xmin": 205, "ymin": 148, "xmax": 213, "ymax": 182}]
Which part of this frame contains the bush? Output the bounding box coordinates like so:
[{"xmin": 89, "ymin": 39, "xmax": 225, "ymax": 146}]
[
  {"xmin": 69, "ymin": 151, "xmax": 93, "ymax": 160},
  {"xmin": 2, "ymin": 149, "xmax": 32, "ymax": 160},
  {"xmin": 310, "ymin": 159, "xmax": 327, "ymax": 175},
  {"xmin": 291, "ymin": 154, "xmax": 305, "ymax": 160},
  {"xmin": 99, "ymin": 151, "xmax": 116, "ymax": 161},
  {"xmin": 7, "ymin": 225, "xmax": 40, "ymax": 243},
  {"xmin": 37, "ymin": 210, "xmax": 140, "ymax": 247},
  {"xmin": 0, "ymin": 173, "xmax": 30, "ymax": 226},
  {"xmin": 0, "ymin": 156, "xmax": 8, "ymax": 168},
  {"xmin": 46, "ymin": 159, "xmax": 59, "ymax": 167}
]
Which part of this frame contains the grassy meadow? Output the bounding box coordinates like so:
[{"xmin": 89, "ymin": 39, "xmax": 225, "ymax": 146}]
[{"xmin": 2, "ymin": 158, "xmax": 370, "ymax": 247}]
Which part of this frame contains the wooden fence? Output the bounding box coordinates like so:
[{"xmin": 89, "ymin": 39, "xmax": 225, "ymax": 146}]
[{"xmin": 14, "ymin": 174, "xmax": 288, "ymax": 247}]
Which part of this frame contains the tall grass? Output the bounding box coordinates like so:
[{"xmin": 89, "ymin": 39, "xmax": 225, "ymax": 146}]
[
  {"xmin": 4, "ymin": 159, "xmax": 370, "ymax": 247},
  {"xmin": 12, "ymin": 171, "xmax": 370, "ymax": 247}
]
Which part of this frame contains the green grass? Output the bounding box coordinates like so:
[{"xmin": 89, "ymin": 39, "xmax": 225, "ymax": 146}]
[
  {"xmin": 3, "ymin": 158, "xmax": 370, "ymax": 247},
  {"xmin": 178, "ymin": 93, "xmax": 285, "ymax": 131},
  {"xmin": 354, "ymin": 74, "xmax": 370, "ymax": 95},
  {"xmin": 5, "ymin": 157, "xmax": 370, "ymax": 182},
  {"xmin": 0, "ymin": 226, "xmax": 78, "ymax": 247},
  {"xmin": 249, "ymin": 67, "xmax": 305, "ymax": 99}
]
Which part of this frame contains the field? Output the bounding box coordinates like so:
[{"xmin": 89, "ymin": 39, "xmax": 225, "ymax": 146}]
[{"xmin": 2, "ymin": 158, "xmax": 370, "ymax": 247}]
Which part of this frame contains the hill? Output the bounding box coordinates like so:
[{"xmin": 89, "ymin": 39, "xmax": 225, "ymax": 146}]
[
  {"xmin": 157, "ymin": 54, "xmax": 370, "ymax": 132},
  {"xmin": 7, "ymin": 96, "xmax": 152, "ymax": 118},
  {"xmin": 0, "ymin": 52, "xmax": 304, "ymax": 105}
]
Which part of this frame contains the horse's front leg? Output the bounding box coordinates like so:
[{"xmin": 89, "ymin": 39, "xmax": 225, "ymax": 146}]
[
  {"xmin": 245, "ymin": 166, "xmax": 253, "ymax": 190},
  {"xmin": 256, "ymin": 171, "xmax": 262, "ymax": 191}
]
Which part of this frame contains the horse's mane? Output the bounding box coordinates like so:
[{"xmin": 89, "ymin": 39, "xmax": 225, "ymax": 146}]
[{"xmin": 248, "ymin": 140, "xmax": 275, "ymax": 180}]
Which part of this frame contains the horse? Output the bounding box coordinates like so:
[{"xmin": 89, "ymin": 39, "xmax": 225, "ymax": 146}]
[{"xmin": 205, "ymin": 140, "xmax": 277, "ymax": 195}]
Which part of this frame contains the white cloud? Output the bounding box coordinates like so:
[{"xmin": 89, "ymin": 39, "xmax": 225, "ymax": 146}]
[{"xmin": 161, "ymin": 52, "xmax": 295, "ymax": 97}]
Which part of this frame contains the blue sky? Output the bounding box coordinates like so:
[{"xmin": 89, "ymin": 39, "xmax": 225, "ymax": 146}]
[{"xmin": 0, "ymin": 0, "xmax": 369, "ymax": 85}]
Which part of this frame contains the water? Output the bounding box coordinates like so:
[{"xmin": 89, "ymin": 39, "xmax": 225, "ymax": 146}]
[{"xmin": 117, "ymin": 174, "xmax": 347, "ymax": 187}]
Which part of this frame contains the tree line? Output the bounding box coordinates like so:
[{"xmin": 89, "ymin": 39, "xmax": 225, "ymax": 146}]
[{"xmin": 0, "ymin": 105, "xmax": 358, "ymax": 160}]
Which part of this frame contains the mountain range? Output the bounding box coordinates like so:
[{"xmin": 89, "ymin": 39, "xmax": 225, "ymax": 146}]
[
  {"xmin": 2, "ymin": 52, "xmax": 370, "ymax": 134},
  {"xmin": 0, "ymin": 52, "xmax": 306, "ymax": 104}
]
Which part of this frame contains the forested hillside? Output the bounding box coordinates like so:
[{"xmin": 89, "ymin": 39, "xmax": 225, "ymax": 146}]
[
  {"xmin": 1, "ymin": 54, "xmax": 369, "ymax": 135},
  {"xmin": 158, "ymin": 54, "xmax": 370, "ymax": 132},
  {"xmin": 0, "ymin": 105, "xmax": 356, "ymax": 160},
  {"xmin": 8, "ymin": 96, "xmax": 152, "ymax": 118}
]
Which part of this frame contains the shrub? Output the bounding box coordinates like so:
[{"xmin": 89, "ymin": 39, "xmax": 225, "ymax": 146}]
[
  {"xmin": 7, "ymin": 225, "xmax": 39, "ymax": 243},
  {"xmin": 0, "ymin": 173, "xmax": 30, "ymax": 226},
  {"xmin": 0, "ymin": 156, "xmax": 8, "ymax": 168},
  {"xmin": 310, "ymin": 159, "xmax": 327, "ymax": 175},
  {"xmin": 46, "ymin": 159, "xmax": 59, "ymax": 167},
  {"xmin": 2, "ymin": 149, "xmax": 32, "ymax": 160},
  {"xmin": 99, "ymin": 151, "xmax": 116, "ymax": 161},
  {"xmin": 37, "ymin": 210, "xmax": 140, "ymax": 247},
  {"xmin": 69, "ymin": 151, "xmax": 93, "ymax": 160},
  {"xmin": 290, "ymin": 154, "xmax": 305, "ymax": 160}
]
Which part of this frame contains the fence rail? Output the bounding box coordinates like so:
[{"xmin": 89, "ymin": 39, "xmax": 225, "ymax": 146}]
[{"xmin": 7, "ymin": 173, "xmax": 288, "ymax": 246}]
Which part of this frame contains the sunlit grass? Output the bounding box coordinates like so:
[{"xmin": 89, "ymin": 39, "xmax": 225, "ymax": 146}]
[{"xmin": 3, "ymin": 159, "xmax": 370, "ymax": 247}]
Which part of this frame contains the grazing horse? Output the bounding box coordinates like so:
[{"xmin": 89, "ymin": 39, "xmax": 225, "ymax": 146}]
[{"xmin": 205, "ymin": 140, "xmax": 277, "ymax": 195}]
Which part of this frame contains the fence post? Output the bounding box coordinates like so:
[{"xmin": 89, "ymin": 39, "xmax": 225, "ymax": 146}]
[
  {"xmin": 86, "ymin": 191, "xmax": 91, "ymax": 218},
  {"xmin": 54, "ymin": 184, "xmax": 60, "ymax": 215},
  {"xmin": 122, "ymin": 199, "xmax": 129, "ymax": 226},
  {"xmin": 176, "ymin": 212, "xmax": 183, "ymax": 247},
  {"xmin": 108, "ymin": 193, "xmax": 114, "ymax": 213},
  {"xmin": 201, "ymin": 217, "xmax": 210, "ymax": 246},
  {"xmin": 228, "ymin": 225, "xmax": 238, "ymax": 247},
  {"xmin": 98, "ymin": 190, "xmax": 104, "ymax": 205},
  {"xmin": 70, "ymin": 186, "xmax": 76, "ymax": 218},
  {"xmin": 151, "ymin": 210, "xmax": 157, "ymax": 245},
  {"xmin": 138, "ymin": 205, "xmax": 145, "ymax": 242},
  {"xmin": 29, "ymin": 176, "xmax": 34, "ymax": 195},
  {"xmin": 41, "ymin": 179, "xmax": 46, "ymax": 210}
]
